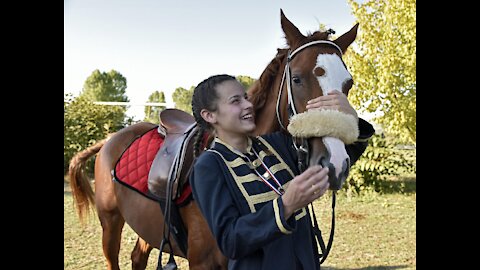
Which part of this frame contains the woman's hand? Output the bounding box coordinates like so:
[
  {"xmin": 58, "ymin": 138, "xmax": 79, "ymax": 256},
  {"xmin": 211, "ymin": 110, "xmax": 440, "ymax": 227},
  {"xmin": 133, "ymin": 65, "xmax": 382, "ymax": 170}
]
[
  {"xmin": 306, "ymin": 90, "xmax": 358, "ymax": 122},
  {"xmin": 281, "ymin": 165, "xmax": 330, "ymax": 219}
]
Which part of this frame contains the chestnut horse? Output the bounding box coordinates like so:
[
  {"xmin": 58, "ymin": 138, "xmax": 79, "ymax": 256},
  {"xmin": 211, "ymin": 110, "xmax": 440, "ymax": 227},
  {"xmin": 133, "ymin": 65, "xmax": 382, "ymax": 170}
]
[{"xmin": 68, "ymin": 9, "xmax": 358, "ymax": 270}]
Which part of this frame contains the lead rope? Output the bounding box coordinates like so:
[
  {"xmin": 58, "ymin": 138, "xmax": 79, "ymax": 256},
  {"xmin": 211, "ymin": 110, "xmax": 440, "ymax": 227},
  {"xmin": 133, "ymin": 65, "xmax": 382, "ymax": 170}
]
[
  {"xmin": 294, "ymin": 138, "xmax": 336, "ymax": 265},
  {"xmin": 309, "ymin": 192, "xmax": 336, "ymax": 264}
]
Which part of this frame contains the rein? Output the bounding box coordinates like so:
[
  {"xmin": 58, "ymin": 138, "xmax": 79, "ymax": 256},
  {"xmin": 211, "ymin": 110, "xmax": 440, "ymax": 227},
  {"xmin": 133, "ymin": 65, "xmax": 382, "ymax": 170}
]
[
  {"xmin": 276, "ymin": 39, "xmax": 343, "ymax": 265},
  {"xmin": 297, "ymin": 138, "xmax": 337, "ymax": 265}
]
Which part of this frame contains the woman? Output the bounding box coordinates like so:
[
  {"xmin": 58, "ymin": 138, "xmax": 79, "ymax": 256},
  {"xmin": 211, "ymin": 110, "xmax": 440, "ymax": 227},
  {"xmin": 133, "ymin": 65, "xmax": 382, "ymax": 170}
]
[{"xmin": 189, "ymin": 74, "xmax": 374, "ymax": 269}]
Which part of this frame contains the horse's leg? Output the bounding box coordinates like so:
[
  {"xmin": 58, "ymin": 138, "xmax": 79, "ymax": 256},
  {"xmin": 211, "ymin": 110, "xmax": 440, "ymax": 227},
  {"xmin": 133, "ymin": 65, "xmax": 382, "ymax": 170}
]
[
  {"xmin": 85, "ymin": 122, "xmax": 158, "ymax": 270},
  {"xmin": 98, "ymin": 208, "xmax": 125, "ymax": 270},
  {"xmin": 180, "ymin": 201, "xmax": 228, "ymax": 270},
  {"xmin": 95, "ymin": 146, "xmax": 126, "ymax": 270},
  {"xmin": 130, "ymin": 237, "xmax": 153, "ymax": 270}
]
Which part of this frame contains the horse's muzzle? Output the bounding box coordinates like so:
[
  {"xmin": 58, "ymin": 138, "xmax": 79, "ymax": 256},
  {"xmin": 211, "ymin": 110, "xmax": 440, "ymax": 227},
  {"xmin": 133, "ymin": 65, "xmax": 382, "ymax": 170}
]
[{"xmin": 319, "ymin": 156, "xmax": 350, "ymax": 190}]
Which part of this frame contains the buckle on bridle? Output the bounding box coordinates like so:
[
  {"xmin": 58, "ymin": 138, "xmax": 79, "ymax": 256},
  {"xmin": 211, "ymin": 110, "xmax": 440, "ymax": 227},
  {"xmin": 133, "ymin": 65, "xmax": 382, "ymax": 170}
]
[{"xmin": 293, "ymin": 137, "xmax": 309, "ymax": 173}]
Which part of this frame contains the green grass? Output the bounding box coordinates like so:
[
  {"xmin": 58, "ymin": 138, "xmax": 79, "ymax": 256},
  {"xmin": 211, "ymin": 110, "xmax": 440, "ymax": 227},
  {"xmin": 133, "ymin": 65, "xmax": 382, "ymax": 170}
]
[
  {"xmin": 314, "ymin": 192, "xmax": 416, "ymax": 269},
  {"xmin": 64, "ymin": 179, "xmax": 415, "ymax": 269}
]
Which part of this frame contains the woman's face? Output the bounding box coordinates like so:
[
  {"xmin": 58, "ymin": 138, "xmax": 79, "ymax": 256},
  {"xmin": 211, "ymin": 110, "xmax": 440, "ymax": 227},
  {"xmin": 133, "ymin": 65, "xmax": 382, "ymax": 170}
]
[{"xmin": 209, "ymin": 80, "xmax": 256, "ymax": 137}]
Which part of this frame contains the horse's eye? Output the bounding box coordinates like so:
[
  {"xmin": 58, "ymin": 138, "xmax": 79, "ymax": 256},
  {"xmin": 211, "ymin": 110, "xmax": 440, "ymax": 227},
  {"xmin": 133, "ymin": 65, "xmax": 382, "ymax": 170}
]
[{"xmin": 292, "ymin": 76, "xmax": 301, "ymax": 84}]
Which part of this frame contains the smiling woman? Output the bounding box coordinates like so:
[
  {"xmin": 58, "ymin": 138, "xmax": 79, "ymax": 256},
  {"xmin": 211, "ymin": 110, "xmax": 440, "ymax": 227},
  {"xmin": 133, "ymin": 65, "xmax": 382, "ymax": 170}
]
[{"xmin": 187, "ymin": 10, "xmax": 374, "ymax": 269}]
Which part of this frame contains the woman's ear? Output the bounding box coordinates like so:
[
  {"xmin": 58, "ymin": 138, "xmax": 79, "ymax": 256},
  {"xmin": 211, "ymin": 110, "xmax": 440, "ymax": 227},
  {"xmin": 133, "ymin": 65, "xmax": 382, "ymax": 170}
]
[{"xmin": 201, "ymin": 109, "xmax": 217, "ymax": 124}]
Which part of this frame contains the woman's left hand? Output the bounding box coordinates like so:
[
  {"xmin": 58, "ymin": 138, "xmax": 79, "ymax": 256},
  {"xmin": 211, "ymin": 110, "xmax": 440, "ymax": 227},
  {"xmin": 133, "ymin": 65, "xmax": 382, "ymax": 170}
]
[{"xmin": 305, "ymin": 90, "xmax": 358, "ymax": 121}]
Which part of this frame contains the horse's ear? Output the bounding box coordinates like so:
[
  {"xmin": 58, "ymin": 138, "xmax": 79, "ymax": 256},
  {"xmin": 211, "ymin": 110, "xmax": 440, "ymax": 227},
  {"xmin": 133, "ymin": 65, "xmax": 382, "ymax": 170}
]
[
  {"xmin": 280, "ymin": 9, "xmax": 305, "ymax": 47},
  {"xmin": 333, "ymin": 23, "xmax": 359, "ymax": 54}
]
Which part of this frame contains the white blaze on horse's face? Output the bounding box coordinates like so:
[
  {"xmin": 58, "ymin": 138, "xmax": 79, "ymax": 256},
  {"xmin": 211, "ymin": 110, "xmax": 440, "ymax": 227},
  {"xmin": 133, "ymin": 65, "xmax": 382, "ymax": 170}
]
[
  {"xmin": 315, "ymin": 53, "xmax": 352, "ymax": 184},
  {"xmin": 315, "ymin": 53, "xmax": 352, "ymax": 95}
]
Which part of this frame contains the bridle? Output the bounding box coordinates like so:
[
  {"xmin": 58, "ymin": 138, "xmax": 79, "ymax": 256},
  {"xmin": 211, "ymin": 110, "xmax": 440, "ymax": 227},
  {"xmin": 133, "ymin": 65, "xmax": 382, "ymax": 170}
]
[
  {"xmin": 275, "ymin": 39, "xmax": 343, "ymax": 172},
  {"xmin": 275, "ymin": 39, "xmax": 343, "ymax": 264},
  {"xmin": 275, "ymin": 40, "xmax": 343, "ymax": 130}
]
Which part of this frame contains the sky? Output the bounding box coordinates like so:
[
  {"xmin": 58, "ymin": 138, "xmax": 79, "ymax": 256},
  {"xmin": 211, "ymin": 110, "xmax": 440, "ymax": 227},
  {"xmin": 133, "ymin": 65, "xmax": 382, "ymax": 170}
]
[{"xmin": 64, "ymin": 0, "xmax": 359, "ymax": 121}]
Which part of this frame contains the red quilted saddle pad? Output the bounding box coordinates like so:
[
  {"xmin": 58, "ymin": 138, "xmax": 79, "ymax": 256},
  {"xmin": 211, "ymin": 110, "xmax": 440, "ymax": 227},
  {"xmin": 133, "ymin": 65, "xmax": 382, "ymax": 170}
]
[{"xmin": 113, "ymin": 127, "xmax": 164, "ymax": 196}]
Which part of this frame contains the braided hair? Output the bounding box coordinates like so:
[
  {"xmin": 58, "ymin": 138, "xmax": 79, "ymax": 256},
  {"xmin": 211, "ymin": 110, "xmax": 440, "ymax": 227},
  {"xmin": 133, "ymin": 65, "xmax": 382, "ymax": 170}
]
[{"xmin": 191, "ymin": 74, "xmax": 236, "ymax": 157}]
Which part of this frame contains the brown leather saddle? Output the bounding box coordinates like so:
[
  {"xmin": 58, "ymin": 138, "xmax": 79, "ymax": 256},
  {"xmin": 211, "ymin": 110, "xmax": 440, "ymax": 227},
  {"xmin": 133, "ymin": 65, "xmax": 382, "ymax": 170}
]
[{"xmin": 148, "ymin": 108, "xmax": 198, "ymax": 201}]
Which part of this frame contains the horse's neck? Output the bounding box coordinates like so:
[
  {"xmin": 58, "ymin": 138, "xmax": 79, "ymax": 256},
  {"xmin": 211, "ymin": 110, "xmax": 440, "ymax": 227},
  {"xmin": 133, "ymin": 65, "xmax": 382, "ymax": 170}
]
[
  {"xmin": 253, "ymin": 99, "xmax": 279, "ymax": 135},
  {"xmin": 253, "ymin": 76, "xmax": 287, "ymax": 136},
  {"xmin": 250, "ymin": 49, "xmax": 291, "ymax": 136}
]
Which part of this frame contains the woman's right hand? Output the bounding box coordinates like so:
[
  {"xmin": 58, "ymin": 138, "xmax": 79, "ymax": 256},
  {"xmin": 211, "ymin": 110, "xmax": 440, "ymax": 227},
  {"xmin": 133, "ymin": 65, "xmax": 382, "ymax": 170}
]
[{"xmin": 281, "ymin": 165, "xmax": 330, "ymax": 219}]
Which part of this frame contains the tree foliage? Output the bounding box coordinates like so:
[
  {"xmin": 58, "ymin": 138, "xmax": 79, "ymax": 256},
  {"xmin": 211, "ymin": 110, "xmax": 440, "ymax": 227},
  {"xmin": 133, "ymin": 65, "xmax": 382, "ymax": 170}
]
[
  {"xmin": 64, "ymin": 93, "xmax": 130, "ymax": 175},
  {"xmin": 80, "ymin": 69, "xmax": 130, "ymax": 127},
  {"xmin": 345, "ymin": 0, "xmax": 416, "ymax": 144},
  {"xmin": 346, "ymin": 134, "xmax": 416, "ymax": 195},
  {"xmin": 144, "ymin": 91, "xmax": 166, "ymax": 124},
  {"xmin": 237, "ymin": 75, "xmax": 256, "ymax": 91},
  {"xmin": 172, "ymin": 86, "xmax": 194, "ymax": 114},
  {"xmin": 82, "ymin": 69, "xmax": 130, "ymax": 102}
]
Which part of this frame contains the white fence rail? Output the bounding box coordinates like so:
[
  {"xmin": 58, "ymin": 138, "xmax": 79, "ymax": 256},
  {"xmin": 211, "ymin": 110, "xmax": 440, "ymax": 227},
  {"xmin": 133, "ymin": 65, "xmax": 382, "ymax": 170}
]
[{"xmin": 93, "ymin": 102, "xmax": 168, "ymax": 106}]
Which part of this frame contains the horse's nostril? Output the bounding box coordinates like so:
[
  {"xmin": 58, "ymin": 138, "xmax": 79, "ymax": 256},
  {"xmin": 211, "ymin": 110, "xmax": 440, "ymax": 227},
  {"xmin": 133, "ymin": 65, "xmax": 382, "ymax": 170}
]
[{"xmin": 318, "ymin": 156, "xmax": 328, "ymax": 168}]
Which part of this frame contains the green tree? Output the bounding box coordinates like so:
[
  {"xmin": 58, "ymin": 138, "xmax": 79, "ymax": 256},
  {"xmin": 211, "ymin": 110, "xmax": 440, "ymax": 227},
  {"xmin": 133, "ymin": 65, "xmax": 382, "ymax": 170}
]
[
  {"xmin": 81, "ymin": 69, "xmax": 130, "ymax": 124},
  {"xmin": 172, "ymin": 86, "xmax": 194, "ymax": 114},
  {"xmin": 82, "ymin": 69, "xmax": 129, "ymax": 102},
  {"xmin": 144, "ymin": 91, "xmax": 166, "ymax": 124},
  {"xmin": 236, "ymin": 75, "xmax": 256, "ymax": 91},
  {"xmin": 64, "ymin": 93, "xmax": 129, "ymax": 175},
  {"xmin": 345, "ymin": 0, "xmax": 416, "ymax": 144}
]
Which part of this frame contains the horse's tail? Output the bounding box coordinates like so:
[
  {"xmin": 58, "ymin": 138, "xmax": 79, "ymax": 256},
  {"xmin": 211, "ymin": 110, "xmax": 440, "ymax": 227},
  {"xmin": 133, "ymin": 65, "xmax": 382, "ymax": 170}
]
[{"xmin": 68, "ymin": 138, "xmax": 107, "ymax": 223}]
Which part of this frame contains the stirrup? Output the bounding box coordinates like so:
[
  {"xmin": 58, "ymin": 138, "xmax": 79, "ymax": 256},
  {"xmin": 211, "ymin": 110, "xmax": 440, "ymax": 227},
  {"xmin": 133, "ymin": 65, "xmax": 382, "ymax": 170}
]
[
  {"xmin": 162, "ymin": 252, "xmax": 177, "ymax": 270},
  {"xmin": 157, "ymin": 239, "xmax": 178, "ymax": 270}
]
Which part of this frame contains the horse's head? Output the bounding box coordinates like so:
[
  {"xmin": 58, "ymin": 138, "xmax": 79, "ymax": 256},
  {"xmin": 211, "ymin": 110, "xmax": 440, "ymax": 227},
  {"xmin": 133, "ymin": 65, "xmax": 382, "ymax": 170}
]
[{"xmin": 279, "ymin": 10, "xmax": 359, "ymax": 190}]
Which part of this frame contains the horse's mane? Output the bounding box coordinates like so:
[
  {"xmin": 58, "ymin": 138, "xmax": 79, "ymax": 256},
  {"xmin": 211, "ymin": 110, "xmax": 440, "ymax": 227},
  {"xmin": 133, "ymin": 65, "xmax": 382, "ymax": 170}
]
[
  {"xmin": 248, "ymin": 31, "xmax": 330, "ymax": 114},
  {"xmin": 248, "ymin": 48, "xmax": 288, "ymax": 113}
]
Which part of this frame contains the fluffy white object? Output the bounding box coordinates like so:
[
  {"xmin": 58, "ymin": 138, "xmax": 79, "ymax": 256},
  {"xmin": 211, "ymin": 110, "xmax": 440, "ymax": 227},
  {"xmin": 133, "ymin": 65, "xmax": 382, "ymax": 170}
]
[{"xmin": 287, "ymin": 110, "xmax": 359, "ymax": 144}]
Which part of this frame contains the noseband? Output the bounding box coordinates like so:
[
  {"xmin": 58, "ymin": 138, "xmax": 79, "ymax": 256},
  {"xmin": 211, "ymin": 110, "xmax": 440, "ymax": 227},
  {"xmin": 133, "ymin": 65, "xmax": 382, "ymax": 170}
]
[{"xmin": 275, "ymin": 40, "xmax": 343, "ymax": 172}]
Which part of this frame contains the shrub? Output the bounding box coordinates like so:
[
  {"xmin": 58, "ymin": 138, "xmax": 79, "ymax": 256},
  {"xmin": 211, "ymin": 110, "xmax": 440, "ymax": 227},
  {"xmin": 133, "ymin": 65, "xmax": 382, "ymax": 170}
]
[
  {"xmin": 64, "ymin": 94, "xmax": 133, "ymax": 176},
  {"xmin": 345, "ymin": 134, "xmax": 416, "ymax": 195}
]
